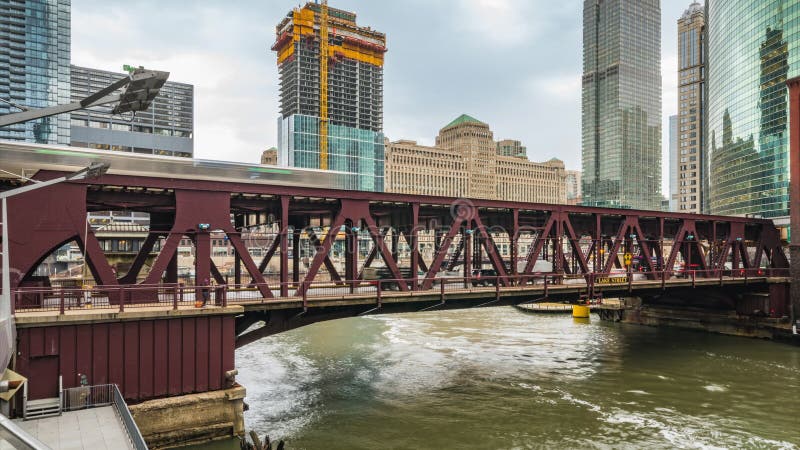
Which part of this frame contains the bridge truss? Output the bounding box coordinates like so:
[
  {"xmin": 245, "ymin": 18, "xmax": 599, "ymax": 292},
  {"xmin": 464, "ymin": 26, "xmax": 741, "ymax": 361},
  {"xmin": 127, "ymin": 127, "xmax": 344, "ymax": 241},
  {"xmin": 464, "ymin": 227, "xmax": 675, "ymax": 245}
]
[{"xmin": 1, "ymin": 169, "xmax": 788, "ymax": 300}]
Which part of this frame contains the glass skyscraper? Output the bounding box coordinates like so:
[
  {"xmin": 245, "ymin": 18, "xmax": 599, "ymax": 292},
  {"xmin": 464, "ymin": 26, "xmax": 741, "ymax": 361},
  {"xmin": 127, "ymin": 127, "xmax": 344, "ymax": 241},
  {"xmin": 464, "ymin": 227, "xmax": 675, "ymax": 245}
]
[
  {"xmin": 0, "ymin": 0, "xmax": 71, "ymax": 144},
  {"xmin": 581, "ymin": 0, "xmax": 662, "ymax": 210},
  {"xmin": 707, "ymin": 0, "xmax": 798, "ymax": 219}
]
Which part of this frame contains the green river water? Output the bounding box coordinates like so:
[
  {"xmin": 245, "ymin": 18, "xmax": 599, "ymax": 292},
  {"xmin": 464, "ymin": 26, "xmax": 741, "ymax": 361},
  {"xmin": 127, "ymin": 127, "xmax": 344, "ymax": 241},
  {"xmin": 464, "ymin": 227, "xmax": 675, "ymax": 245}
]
[{"xmin": 192, "ymin": 307, "xmax": 800, "ymax": 449}]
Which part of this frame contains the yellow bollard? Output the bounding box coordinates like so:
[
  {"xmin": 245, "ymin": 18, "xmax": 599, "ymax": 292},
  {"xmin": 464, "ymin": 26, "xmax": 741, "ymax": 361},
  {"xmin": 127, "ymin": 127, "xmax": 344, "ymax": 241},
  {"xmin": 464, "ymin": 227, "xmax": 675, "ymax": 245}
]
[{"xmin": 572, "ymin": 304, "xmax": 590, "ymax": 319}]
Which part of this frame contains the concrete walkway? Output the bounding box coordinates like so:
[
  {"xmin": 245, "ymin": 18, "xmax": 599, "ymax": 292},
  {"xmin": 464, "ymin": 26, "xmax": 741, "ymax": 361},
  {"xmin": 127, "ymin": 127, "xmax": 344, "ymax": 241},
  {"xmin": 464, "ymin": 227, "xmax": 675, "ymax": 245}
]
[{"xmin": 0, "ymin": 407, "xmax": 133, "ymax": 450}]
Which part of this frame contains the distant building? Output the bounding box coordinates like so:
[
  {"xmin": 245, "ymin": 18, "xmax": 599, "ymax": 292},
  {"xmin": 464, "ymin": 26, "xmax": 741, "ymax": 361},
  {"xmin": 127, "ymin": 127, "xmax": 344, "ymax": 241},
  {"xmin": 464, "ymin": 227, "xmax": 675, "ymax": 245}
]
[
  {"xmin": 272, "ymin": 2, "xmax": 386, "ymax": 192},
  {"xmin": 261, "ymin": 147, "xmax": 278, "ymax": 165},
  {"xmin": 565, "ymin": 170, "xmax": 582, "ymax": 205},
  {"xmin": 677, "ymin": 2, "xmax": 706, "ymax": 213},
  {"xmin": 69, "ymin": 65, "xmax": 194, "ymax": 157},
  {"xmin": 0, "ymin": 0, "xmax": 71, "ymax": 145},
  {"xmin": 385, "ymin": 140, "xmax": 467, "ymax": 197},
  {"xmin": 385, "ymin": 115, "xmax": 566, "ymax": 204},
  {"xmin": 582, "ymin": 0, "xmax": 662, "ymax": 210},
  {"xmin": 436, "ymin": 115, "xmax": 497, "ymax": 199},
  {"xmin": 669, "ymin": 115, "xmax": 678, "ymax": 211},
  {"xmin": 496, "ymin": 139, "xmax": 527, "ymax": 158}
]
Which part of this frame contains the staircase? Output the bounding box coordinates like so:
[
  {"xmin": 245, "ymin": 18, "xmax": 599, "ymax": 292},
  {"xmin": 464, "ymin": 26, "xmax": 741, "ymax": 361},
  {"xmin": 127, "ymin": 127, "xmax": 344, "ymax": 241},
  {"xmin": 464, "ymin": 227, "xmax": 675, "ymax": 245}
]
[
  {"xmin": 23, "ymin": 375, "xmax": 62, "ymax": 419},
  {"xmin": 24, "ymin": 397, "xmax": 61, "ymax": 419}
]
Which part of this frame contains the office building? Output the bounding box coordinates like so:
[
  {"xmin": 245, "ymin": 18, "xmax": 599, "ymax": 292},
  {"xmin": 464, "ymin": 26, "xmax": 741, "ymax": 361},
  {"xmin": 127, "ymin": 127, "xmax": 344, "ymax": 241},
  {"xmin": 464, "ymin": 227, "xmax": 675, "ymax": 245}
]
[
  {"xmin": 69, "ymin": 65, "xmax": 194, "ymax": 157},
  {"xmin": 272, "ymin": 2, "xmax": 386, "ymax": 192},
  {"xmin": 581, "ymin": 0, "xmax": 662, "ymax": 210},
  {"xmin": 565, "ymin": 170, "xmax": 582, "ymax": 205},
  {"xmin": 496, "ymin": 139, "xmax": 527, "ymax": 158},
  {"xmin": 385, "ymin": 139, "xmax": 467, "ymax": 197},
  {"xmin": 669, "ymin": 115, "xmax": 679, "ymax": 212},
  {"xmin": 0, "ymin": 0, "xmax": 71, "ymax": 144},
  {"xmin": 385, "ymin": 115, "xmax": 566, "ymax": 204},
  {"xmin": 707, "ymin": 0, "xmax": 796, "ymax": 219},
  {"xmin": 677, "ymin": 2, "xmax": 706, "ymax": 213},
  {"xmin": 261, "ymin": 147, "xmax": 278, "ymax": 165}
]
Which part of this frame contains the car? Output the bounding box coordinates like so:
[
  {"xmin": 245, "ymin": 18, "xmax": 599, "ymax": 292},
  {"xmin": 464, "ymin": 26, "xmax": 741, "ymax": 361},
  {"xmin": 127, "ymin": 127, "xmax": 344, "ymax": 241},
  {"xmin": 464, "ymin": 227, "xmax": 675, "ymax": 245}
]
[{"xmin": 471, "ymin": 269, "xmax": 498, "ymax": 286}]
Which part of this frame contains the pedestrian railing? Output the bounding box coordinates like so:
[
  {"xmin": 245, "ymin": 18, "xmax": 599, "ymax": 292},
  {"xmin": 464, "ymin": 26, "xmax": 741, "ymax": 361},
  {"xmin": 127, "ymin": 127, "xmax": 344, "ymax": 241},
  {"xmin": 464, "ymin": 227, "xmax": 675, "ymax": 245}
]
[
  {"xmin": 62, "ymin": 383, "xmax": 147, "ymax": 450},
  {"xmin": 11, "ymin": 267, "xmax": 789, "ymax": 315}
]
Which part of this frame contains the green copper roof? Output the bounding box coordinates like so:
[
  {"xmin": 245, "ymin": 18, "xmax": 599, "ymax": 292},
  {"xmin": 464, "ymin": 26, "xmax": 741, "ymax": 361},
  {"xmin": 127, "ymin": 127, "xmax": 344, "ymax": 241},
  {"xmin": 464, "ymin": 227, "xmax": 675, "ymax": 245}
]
[{"xmin": 444, "ymin": 114, "xmax": 486, "ymax": 129}]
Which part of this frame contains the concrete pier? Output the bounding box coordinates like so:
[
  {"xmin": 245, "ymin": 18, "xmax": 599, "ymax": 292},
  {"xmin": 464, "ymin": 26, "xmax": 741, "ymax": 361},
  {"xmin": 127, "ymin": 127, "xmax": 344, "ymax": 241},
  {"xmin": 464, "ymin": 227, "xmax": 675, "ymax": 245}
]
[{"xmin": 129, "ymin": 385, "xmax": 246, "ymax": 449}]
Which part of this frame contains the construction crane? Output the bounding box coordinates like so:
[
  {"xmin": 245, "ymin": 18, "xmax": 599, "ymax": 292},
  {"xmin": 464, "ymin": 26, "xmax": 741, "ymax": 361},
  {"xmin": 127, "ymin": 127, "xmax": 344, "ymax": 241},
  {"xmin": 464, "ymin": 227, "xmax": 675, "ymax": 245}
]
[{"xmin": 318, "ymin": 0, "xmax": 329, "ymax": 170}]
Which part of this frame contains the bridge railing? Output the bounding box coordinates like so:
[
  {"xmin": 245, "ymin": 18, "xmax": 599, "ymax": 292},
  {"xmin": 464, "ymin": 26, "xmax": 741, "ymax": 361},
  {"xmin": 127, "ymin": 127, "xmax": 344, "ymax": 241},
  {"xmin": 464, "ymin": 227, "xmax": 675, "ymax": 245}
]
[{"xmin": 11, "ymin": 267, "xmax": 788, "ymax": 315}]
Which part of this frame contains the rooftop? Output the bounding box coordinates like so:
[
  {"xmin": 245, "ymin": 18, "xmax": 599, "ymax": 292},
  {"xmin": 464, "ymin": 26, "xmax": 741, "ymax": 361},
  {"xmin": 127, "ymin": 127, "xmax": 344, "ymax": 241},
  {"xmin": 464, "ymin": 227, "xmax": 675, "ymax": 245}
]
[{"xmin": 443, "ymin": 114, "xmax": 487, "ymax": 129}]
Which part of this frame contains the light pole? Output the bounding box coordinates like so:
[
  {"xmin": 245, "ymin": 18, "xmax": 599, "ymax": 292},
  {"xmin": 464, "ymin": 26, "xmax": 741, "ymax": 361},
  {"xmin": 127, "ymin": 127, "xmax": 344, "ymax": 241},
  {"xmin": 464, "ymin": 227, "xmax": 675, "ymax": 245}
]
[
  {"xmin": 0, "ymin": 162, "xmax": 109, "ymax": 371},
  {"xmin": 0, "ymin": 68, "xmax": 169, "ymax": 128}
]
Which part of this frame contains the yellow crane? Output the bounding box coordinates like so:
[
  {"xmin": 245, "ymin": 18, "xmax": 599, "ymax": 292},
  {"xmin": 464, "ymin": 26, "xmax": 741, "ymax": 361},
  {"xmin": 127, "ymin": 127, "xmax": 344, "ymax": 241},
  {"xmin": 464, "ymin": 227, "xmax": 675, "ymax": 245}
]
[{"xmin": 319, "ymin": 0, "xmax": 329, "ymax": 170}]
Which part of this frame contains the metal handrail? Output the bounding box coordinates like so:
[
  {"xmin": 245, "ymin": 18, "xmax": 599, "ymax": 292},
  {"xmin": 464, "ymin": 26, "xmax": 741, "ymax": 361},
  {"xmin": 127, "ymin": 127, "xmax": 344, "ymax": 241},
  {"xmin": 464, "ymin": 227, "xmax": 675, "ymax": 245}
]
[
  {"xmin": 61, "ymin": 383, "xmax": 147, "ymax": 449},
  {"xmin": 11, "ymin": 267, "xmax": 789, "ymax": 314},
  {"xmin": 0, "ymin": 414, "xmax": 50, "ymax": 449},
  {"xmin": 111, "ymin": 384, "xmax": 147, "ymax": 450}
]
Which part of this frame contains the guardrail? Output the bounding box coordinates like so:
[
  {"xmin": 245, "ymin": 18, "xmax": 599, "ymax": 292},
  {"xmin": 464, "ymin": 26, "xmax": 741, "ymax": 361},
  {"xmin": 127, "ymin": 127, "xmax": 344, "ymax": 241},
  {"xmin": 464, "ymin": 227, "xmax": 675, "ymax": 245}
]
[
  {"xmin": 11, "ymin": 267, "xmax": 788, "ymax": 315},
  {"xmin": 62, "ymin": 383, "xmax": 147, "ymax": 450}
]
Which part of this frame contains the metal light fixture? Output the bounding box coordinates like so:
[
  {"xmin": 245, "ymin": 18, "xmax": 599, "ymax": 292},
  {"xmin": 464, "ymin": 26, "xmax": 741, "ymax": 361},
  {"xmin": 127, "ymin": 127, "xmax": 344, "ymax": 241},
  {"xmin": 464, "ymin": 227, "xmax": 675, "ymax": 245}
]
[{"xmin": 0, "ymin": 68, "xmax": 169, "ymax": 128}]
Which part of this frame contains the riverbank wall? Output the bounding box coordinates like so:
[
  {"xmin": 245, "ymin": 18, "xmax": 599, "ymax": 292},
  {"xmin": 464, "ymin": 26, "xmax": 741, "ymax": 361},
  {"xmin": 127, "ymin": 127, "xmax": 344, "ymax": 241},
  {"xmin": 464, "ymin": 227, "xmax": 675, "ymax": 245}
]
[
  {"xmin": 598, "ymin": 297, "xmax": 799, "ymax": 345},
  {"xmin": 129, "ymin": 385, "xmax": 246, "ymax": 449}
]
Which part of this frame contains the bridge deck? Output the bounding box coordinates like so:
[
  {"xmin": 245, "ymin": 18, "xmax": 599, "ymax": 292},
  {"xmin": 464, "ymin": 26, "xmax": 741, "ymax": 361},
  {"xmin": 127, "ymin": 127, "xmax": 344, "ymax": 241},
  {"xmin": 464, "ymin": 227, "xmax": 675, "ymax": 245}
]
[{"xmin": 13, "ymin": 277, "xmax": 786, "ymax": 326}]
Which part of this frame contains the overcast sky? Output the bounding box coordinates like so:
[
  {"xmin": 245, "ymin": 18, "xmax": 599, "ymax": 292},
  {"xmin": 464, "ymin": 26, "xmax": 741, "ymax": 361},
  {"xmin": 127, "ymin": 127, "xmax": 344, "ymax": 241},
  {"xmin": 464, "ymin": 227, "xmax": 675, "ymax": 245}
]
[{"xmin": 72, "ymin": 0, "xmax": 689, "ymax": 195}]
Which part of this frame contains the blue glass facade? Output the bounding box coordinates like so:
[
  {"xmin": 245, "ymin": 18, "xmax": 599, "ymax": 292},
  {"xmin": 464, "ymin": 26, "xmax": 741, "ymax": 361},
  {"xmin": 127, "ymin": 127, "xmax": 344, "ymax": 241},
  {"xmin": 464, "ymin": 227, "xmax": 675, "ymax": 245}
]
[
  {"xmin": 707, "ymin": 0, "xmax": 800, "ymax": 218},
  {"xmin": 279, "ymin": 114, "xmax": 385, "ymax": 192},
  {"xmin": 0, "ymin": 0, "xmax": 71, "ymax": 144}
]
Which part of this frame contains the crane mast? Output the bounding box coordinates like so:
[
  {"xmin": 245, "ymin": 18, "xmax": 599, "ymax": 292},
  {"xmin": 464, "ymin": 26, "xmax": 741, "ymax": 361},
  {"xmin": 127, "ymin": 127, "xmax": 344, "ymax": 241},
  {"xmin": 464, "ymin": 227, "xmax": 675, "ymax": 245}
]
[{"xmin": 319, "ymin": 0, "xmax": 329, "ymax": 170}]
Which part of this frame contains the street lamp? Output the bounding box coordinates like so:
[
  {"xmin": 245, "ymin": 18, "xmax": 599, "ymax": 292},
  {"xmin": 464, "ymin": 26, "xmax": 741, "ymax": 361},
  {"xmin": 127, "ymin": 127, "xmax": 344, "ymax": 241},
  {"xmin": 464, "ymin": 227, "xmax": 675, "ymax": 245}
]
[
  {"xmin": 0, "ymin": 67, "xmax": 169, "ymax": 128},
  {"xmin": 0, "ymin": 162, "xmax": 109, "ymax": 371}
]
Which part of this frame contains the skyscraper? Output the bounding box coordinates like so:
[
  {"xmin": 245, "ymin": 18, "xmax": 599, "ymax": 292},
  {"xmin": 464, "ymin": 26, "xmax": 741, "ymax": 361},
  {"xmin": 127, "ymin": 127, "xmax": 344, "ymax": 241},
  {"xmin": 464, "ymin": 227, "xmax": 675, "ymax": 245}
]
[
  {"xmin": 669, "ymin": 114, "xmax": 678, "ymax": 212},
  {"xmin": 677, "ymin": 2, "xmax": 705, "ymax": 213},
  {"xmin": 272, "ymin": 2, "xmax": 386, "ymax": 192},
  {"xmin": 581, "ymin": 0, "xmax": 662, "ymax": 210},
  {"xmin": 0, "ymin": 0, "xmax": 71, "ymax": 145},
  {"xmin": 707, "ymin": 0, "xmax": 796, "ymax": 219}
]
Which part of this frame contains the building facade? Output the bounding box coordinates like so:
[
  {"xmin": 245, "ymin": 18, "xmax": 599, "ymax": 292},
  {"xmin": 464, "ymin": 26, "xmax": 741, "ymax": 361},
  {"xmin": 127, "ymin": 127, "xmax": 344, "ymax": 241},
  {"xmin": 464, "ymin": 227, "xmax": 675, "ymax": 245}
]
[
  {"xmin": 581, "ymin": 0, "xmax": 662, "ymax": 210},
  {"xmin": 436, "ymin": 114, "xmax": 497, "ymax": 199},
  {"xmin": 496, "ymin": 139, "xmax": 527, "ymax": 158},
  {"xmin": 669, "ymin": 114, "xmax": 679, "ymax": 212},
  {"xmin": 565, "ymin": 170, "xmax": 582, "ymax": 205},
  {"xmin": 273, "ymin": 3, "xmax": 386, "ymax": 192},
  {"xmin": 69, "ymin": 65, "xmax": 194, "ymax": 157},
  {"xmin": 677, "ymin": 2, "xmax": 706, "ymax": 213},
  {"xmin": 384, "ymin": 140, "xmax": 467, "ymax": 197},
  {"xmin": 707, "ymin": 0, "xmax": 797, "ymax": 219},
  {"xmin": 0, "ymin": 0, "xmax": 71, "ymax": 145},
  {"xmin": 261, "ymin": 147, "xmax": 278, "ymax": 165},
  {"xmin": 385, "ymin": 115, "xmax": 566, "ymax": 204}
]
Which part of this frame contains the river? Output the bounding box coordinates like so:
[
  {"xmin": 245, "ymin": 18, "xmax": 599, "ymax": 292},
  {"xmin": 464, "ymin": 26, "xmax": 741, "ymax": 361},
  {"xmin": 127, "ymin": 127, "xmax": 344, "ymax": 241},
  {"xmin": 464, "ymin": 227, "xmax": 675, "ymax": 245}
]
[{"xmin": 199, "ymin": 307, "xmax": 800, "ymax": 449}]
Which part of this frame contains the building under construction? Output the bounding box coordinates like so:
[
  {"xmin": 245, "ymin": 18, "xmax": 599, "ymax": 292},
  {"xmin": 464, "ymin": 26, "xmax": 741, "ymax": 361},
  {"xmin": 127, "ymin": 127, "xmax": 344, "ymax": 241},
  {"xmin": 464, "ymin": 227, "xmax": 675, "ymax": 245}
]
[{"xmin": 272, "ymin": 2, "xmax": 387, "ymax": 192}]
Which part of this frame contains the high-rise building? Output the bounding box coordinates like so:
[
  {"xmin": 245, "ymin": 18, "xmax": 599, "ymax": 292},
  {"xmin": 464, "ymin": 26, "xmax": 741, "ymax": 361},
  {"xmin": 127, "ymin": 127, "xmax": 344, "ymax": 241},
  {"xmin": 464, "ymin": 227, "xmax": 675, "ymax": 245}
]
[
  {"xmin": 0, "ymin": 0, "xmax": 71, "ymax": 145},
  {"xmin": 70, "ymin": 65, "xmax": 194, "ymax": 157},
  {"xmin": 436, "ymin": 114, "xmax": 497, "ymax": 199},
  {"xmin": 677, "ymin": 2, "xmax": 705, "ymax": 213},
  {"xmin": 272, "ymin": 2, "xmax": 386, "ymax": 192},
  {"xmin": 581, "ymin": 0, "xmax": 662, "ymax": 210},
  {"xmin": 496, "ymin": 139, "xmax": 527, "ymax": 158},
  {"xmin": 707, "ymin": 0, "xmax": 796, "ymax": 219},
  {"xmin": 669, "ymin": 114, "xmax": 679, "ymax": 212},
  {"xmin": 565, "ymin": 170, "xmax": 582, "ymax": 205},
  {"xmin": 385, "ymin": 115, "xmax": 566, "ymax": 204}
]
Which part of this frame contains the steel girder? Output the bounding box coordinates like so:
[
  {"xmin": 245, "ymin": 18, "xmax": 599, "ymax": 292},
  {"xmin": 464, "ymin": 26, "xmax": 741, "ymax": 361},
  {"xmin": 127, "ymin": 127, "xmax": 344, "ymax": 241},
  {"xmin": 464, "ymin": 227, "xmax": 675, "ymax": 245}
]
[{"xmin": 2, "ymin": 171, "xmax": 788, "ymax": 301}]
